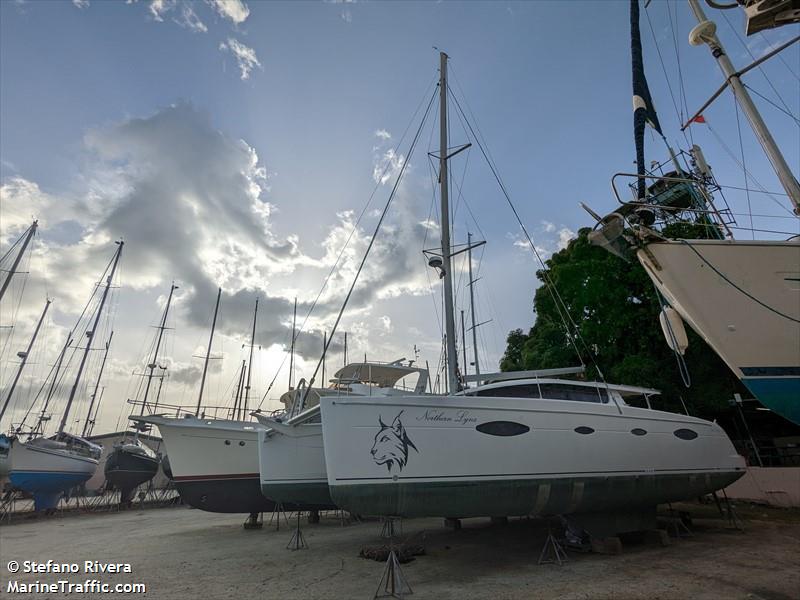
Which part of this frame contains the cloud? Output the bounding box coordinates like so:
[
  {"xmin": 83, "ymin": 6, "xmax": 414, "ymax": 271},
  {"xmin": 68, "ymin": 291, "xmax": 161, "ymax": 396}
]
[
  {"xmin": 72, "ymin": 0, "xmax": 90, "ymax": 8},
  {"xmin": 340, "ymin": 9, "xmax": 352, "ymax": 23},
  {"xmin": 557, "ymin": 227, "xmax": 575, "ymax": 250},
  {"xmin": 219, "ymin": 38, "xmax": 262, "ymax": 80},
  {"xmin": 148, "ymin": 0, "xmax": 175, "ymax": 22},
  {"xmin": 176, "ymin": 3, "xmax": 207, "ymax": 32},
  {"xmin": 206, "ymin": 0, "xmax": 250, "ymax": 24},
  {"xmin": 375, "ymin": 129, "xmax": 391, "ymax": 140}
]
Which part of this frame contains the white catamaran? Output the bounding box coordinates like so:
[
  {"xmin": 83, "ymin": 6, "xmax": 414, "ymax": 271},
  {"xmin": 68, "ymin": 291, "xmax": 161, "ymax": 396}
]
[{"xmin": 319, "ymin": 51, "xmax": 745, "ymax": 533}]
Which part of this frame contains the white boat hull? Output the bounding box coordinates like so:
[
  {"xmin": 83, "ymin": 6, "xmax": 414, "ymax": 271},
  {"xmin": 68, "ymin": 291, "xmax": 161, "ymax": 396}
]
[
  {"xmin": 8, "ymin": 438, "xmax": 98, "ymax": 510},
  {"xmin": 134, "ymin": 415, "xmax": 274, "ymax": 514},
  {"xmin": 320, "ymin": 395, "xmax": 745, "ymax": 519},
  {"xmin": 257, "ymin": 423, "xmax": 335, "ymax": 509},
  {"xmin": 638, "ymin": 239, "xmax": 800, "ymax": 424}
]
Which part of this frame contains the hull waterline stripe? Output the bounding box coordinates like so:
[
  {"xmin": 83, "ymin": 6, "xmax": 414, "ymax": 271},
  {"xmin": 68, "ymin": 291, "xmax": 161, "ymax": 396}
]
[
  {"xmin": 334, "ymin": 467, "xmax": 743, "ymax": 482},
  {"xmin": 174, "ymin": 473, "xmax": 259, "ymax": 482}
]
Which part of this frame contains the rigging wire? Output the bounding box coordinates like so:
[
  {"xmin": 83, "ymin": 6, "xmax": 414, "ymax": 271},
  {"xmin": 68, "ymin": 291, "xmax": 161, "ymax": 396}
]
[
  {"xmin": 706, "ymin": 122, "xmax": 797, "ymax": 216},
  {"xmin": 719, "ymin": 8, "xmax": 794, "ymax": 116},
  {"xmin": 759, "ymin": 31, "xmax": 800, "ymax": 81},
  {"xmin": 255, "ymin": 77, "xmax": 439, "ymax": 412},
  {"xmin": 299, "ymin": 86, "xmax": 438, "ymax": 403},
  {"xmin": 743, "ymin": 83, "xmax": 800, "ymax": 124},
  {"xmin": 445, "ymin": 85, "xmax": 592, "ymax": 373}
]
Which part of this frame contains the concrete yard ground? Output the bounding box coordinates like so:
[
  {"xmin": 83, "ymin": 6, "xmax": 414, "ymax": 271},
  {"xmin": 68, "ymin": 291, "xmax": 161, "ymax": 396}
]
[{"xmin": 1, "ymin": 502, "xmax": 799, "ymax": 600}]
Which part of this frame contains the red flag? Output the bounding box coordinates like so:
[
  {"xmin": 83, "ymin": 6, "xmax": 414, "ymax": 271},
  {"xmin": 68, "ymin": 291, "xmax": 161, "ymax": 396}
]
[{"xmin": 692, "ymin": 114, "xmax": 706, "ymax": 124}]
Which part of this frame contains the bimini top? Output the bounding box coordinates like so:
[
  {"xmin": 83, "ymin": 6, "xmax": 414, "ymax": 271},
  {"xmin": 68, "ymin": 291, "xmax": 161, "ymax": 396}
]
[{"xmin": 333, "ymin": 359, "xmax": 429, "ymax": 394}]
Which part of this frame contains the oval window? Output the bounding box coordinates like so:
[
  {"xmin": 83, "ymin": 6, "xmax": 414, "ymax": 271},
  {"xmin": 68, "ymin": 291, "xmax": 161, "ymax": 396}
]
[
  {"xmin": 475, "ymin": 421, "xmax": 530, "ymax": 437},
  {"xmin": 224, "ymin": 440, "xmax": 231, "ymax": 445},
  {"xmin": 239, "ymin": 441, "xmax": 246, "ymax": 447},
  {"xmin": 674, "ymin": 429, "xmax": 698, "ymax": 440},
  {"xmin": 631, "ymin": 428, "xmax": 647, "ymax": 436},
  {"xmin": 574, "ymin": 426, "xmax": 595, "ymax": 435}
]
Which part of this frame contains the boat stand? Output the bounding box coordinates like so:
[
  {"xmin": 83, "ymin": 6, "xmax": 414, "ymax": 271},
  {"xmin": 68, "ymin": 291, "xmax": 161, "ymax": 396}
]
[
  {"xmin": 380, "ymin": 516, "xmax": 402, "ymax": 539},
  {"xmin": 712, "ymin": 490, "xmax": 744, "ymax": 531},
  {"xmin": 373, "ymin": 548, "xmax": 412, "ymax": 599},
  {"xmin": 286, "ymin": 511, "xmax": 308, "ymax": 551},
  {"xmin": 268, "ymin": 503, "xmax": 291, "ymax": 530},
  {"xmin": 243, "ymin": 511, "xmax": 263, "ymax": 530},
  {"xmin": 665, "ymin": 504, "xmax": 693, "ymax": 538},
  {"xmin": 538, "ymin": 520, "xmax": 569, "ymax": 566}
]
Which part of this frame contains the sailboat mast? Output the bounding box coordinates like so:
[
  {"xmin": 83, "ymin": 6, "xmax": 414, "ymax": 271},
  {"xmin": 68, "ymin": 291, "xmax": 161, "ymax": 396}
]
[
  {"xmin": 439, "ymin": 51, "xmax": 460, "ymax": 394},
  {"xmin": 59, "ymin": 241, "xmax": 123, "ymax": 435},
  {"xmin": 288, "ymin": 298, "xmax": 297, "ymax": 390},
  {"xmin": 195, "ymin": 287, "xmax": 221, "ymax": 416},
  {"xmin": 81, "ymin": 330, "xmax": 113, "ymax": 437},
  {"xmin": 0, "ymin": 298, "xmax": 51, "ymax": 422},
  {"xmin": 140, "ymin": 283, "xmax": 178, "ymax": 415},
  {"xmin": 0, "ymin": 220, "xmax": 38, "ymax": 303},
  {"xmin": 467, "ymin": 232, "xmax": 481, "ymax": 383},
  {"xmin": 686, "ymin": 0, "xmax": 800, "ymax": 210},
  {"xmin": 243, "ymin": 298, "xmax": 258, "ymax": 416}
]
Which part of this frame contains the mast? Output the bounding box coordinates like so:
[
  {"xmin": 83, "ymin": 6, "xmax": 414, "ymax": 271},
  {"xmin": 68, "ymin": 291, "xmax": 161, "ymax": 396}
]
[
  {"xmin": 687, "ymin": 0, "xmax": 800, "ymax": 211},
  {"xmin": 87, "ymin": 388, "xmax": 104, "ymax": 437},
  {"xmin": 439, "ymin": 51, "xmax": 460, "ymax": 394},
  {"xmin": 153, "ymin": 368, "xmax": 167, "ymax": 413},
  {"xmin": 195, "ymin": 287, "xmax": 221, "ymax": 416},
  {"xmin": 243, "ymin": 297, "xmax": 258, "ymax": 416},
  {"xmin": 233, "ymin": 360, "xmax": 246, "ymax": 420},
  {"xmin": 288, "ymin": 298, "xmax": 297, "ymax": 390},
  {"xmin": 343, "ymin": 331, "xmax": 348, "ymax": 366},
  {"xmin": 0, "ymin": 220, "xmax": 37, "ymax": 303},
  {"xmin": 0, "ymin": 298, "xmax": 51, "ymax": 422},
  {"xmin": 81, "ymin": 330, "xmax": 113, "ymax": 437},
  {"xmin": 467, "ymin": 232, "xmax": 481, "ymax": 383},
  {"xmin": 322, "ymin": 331, "xmax": 327, "ymax": 386},
  {"xmin": 59, "ymin": 241, "xmax": 123, "ymax": 435},
  {"xmin": 139, "ymin": 282, "xmax": 178, "ymax": 416},
  {"xmin": 35, "ymin": 331, "xmax": 73, "ymax": 435},
  {"xmin": 460, "ymin": 310, "xmax": 467, "ymax": 383}
]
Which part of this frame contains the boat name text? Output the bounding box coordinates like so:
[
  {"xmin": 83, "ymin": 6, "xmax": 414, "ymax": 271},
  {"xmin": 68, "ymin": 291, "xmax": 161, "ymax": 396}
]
[{"xmin": 416, "ymin": 409, "xmax": 477, "ymax": 425}]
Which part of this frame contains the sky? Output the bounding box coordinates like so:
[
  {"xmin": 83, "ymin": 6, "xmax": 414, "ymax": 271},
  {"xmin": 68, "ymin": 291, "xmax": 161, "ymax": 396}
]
[{"xmin": 1, "ymin": 0, "xmax": 798, "ymax": 435}]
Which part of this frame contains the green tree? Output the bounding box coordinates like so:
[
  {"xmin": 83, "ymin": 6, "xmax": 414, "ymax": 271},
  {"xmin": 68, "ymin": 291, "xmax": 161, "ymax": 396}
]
[{"xmin": 501, "ymin": 227, "xmax": 745, "ymax": 418}]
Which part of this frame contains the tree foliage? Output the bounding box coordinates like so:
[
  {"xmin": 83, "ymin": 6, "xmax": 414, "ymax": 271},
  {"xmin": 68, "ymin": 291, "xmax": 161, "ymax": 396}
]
[{"xmin": 500, "ymin": 227, "xmax": 746, "ymax": 417}]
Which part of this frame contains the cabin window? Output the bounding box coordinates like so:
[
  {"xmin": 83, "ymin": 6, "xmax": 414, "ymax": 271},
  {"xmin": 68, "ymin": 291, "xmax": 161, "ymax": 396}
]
[
  {"xmin": 631, "ymin": 428, "xmax": 647, "ymax": 436},
  {"xmin": 475, "ymin": 385, "xmax": 541, "ymax": 398},
  {"xmin": 239, "ymin": 441, "xmax": 246, "ymax": 446},
  {"xmin": 224, "ymin": 440, "xmax": 231, "ymax": 445},
  {"xmin": 475, "ymin": 421, "xmax": 530, "ymax": 437},
  {"xmin": 574, "ymin": 426, "xmax": 595, "ymax": 435},
  {"xmin": 674, "ymin": 429, "xmax": 698, "ymax": 440},
  {"xmin": 475, "ymin": 383, "xmax": 608, "ymax": 403}
]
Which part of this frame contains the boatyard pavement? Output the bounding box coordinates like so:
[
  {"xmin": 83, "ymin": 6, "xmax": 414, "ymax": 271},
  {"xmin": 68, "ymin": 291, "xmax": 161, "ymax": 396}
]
[{"xmin": 1, "ymin": 502, "xmax": 799, "ymax": 599}]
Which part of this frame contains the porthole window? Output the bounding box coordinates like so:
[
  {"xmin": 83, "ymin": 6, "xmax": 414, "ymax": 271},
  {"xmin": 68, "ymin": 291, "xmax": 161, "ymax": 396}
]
[
  {"xmin": 674, "ymin": 429, "xmax": 698, "ymax": 440},
  {"xmin": 574, "ymin": 426, "xmax": 595, "ymax": 435},
  {"xmin": 475, "ymin": 421, "xmax": 530, "ymax": 437},
  {"xmin": 224, "ymin": 440, "xmax": 231, "ymax": 445},
  {"xmin": 239, "ymin": 441, "xmax": 246, "ymax": 446},
  {"xmin": 631, "ymin": 428, "xmax": 647, "ymax": 436}
]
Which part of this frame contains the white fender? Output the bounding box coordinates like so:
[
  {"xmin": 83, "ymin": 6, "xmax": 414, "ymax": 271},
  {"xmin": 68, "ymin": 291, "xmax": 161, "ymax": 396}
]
[{"xmin": 660, "ymin": 307, "xmax": 689, "ymax": 355}]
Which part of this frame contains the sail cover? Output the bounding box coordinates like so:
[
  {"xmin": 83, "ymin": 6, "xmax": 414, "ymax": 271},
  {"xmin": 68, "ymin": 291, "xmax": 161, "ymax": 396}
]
[{"xmin": 630, "ymin": 0, "xmax": 662, "ymax": 201}]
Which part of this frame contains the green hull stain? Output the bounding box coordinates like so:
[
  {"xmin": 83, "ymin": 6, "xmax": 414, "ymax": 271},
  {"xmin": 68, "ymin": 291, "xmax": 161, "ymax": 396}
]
[
  {"xmin": 261, "ymin": 481, "xmax": 336, "ymax": 510},
  {"xmin": 329, "ymin": 472, "xmax": 743, "ymax": 518}
]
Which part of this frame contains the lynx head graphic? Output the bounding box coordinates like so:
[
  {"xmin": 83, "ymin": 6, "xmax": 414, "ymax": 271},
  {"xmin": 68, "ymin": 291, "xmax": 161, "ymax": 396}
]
[{"xmin": 371, "ymin": 411, "xmax": 418, "ymax": 472}]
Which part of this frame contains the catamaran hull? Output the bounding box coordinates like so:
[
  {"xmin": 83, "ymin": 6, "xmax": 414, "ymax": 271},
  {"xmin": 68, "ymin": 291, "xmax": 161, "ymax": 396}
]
[
  {"xmin": 104, "ymin": 448, "xmax": 160, "ymax": 503},
  {"xmin": 637, "ymin": 240, "xmax": 800, "ymax": 425},
  {"xmin": 8, "ymin": 439, "xmax": 98, "ymax": 511},
  {"xmin": 320, "ymin": 396, "xmax": 745, "ymax": 519},
  {"xmin": 135, "ymin": 416, "xmax": 276, "ymax": 514},
  {"xmin": 258, "ymin": 425, "xmax": 336, "ymax": 510}
]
